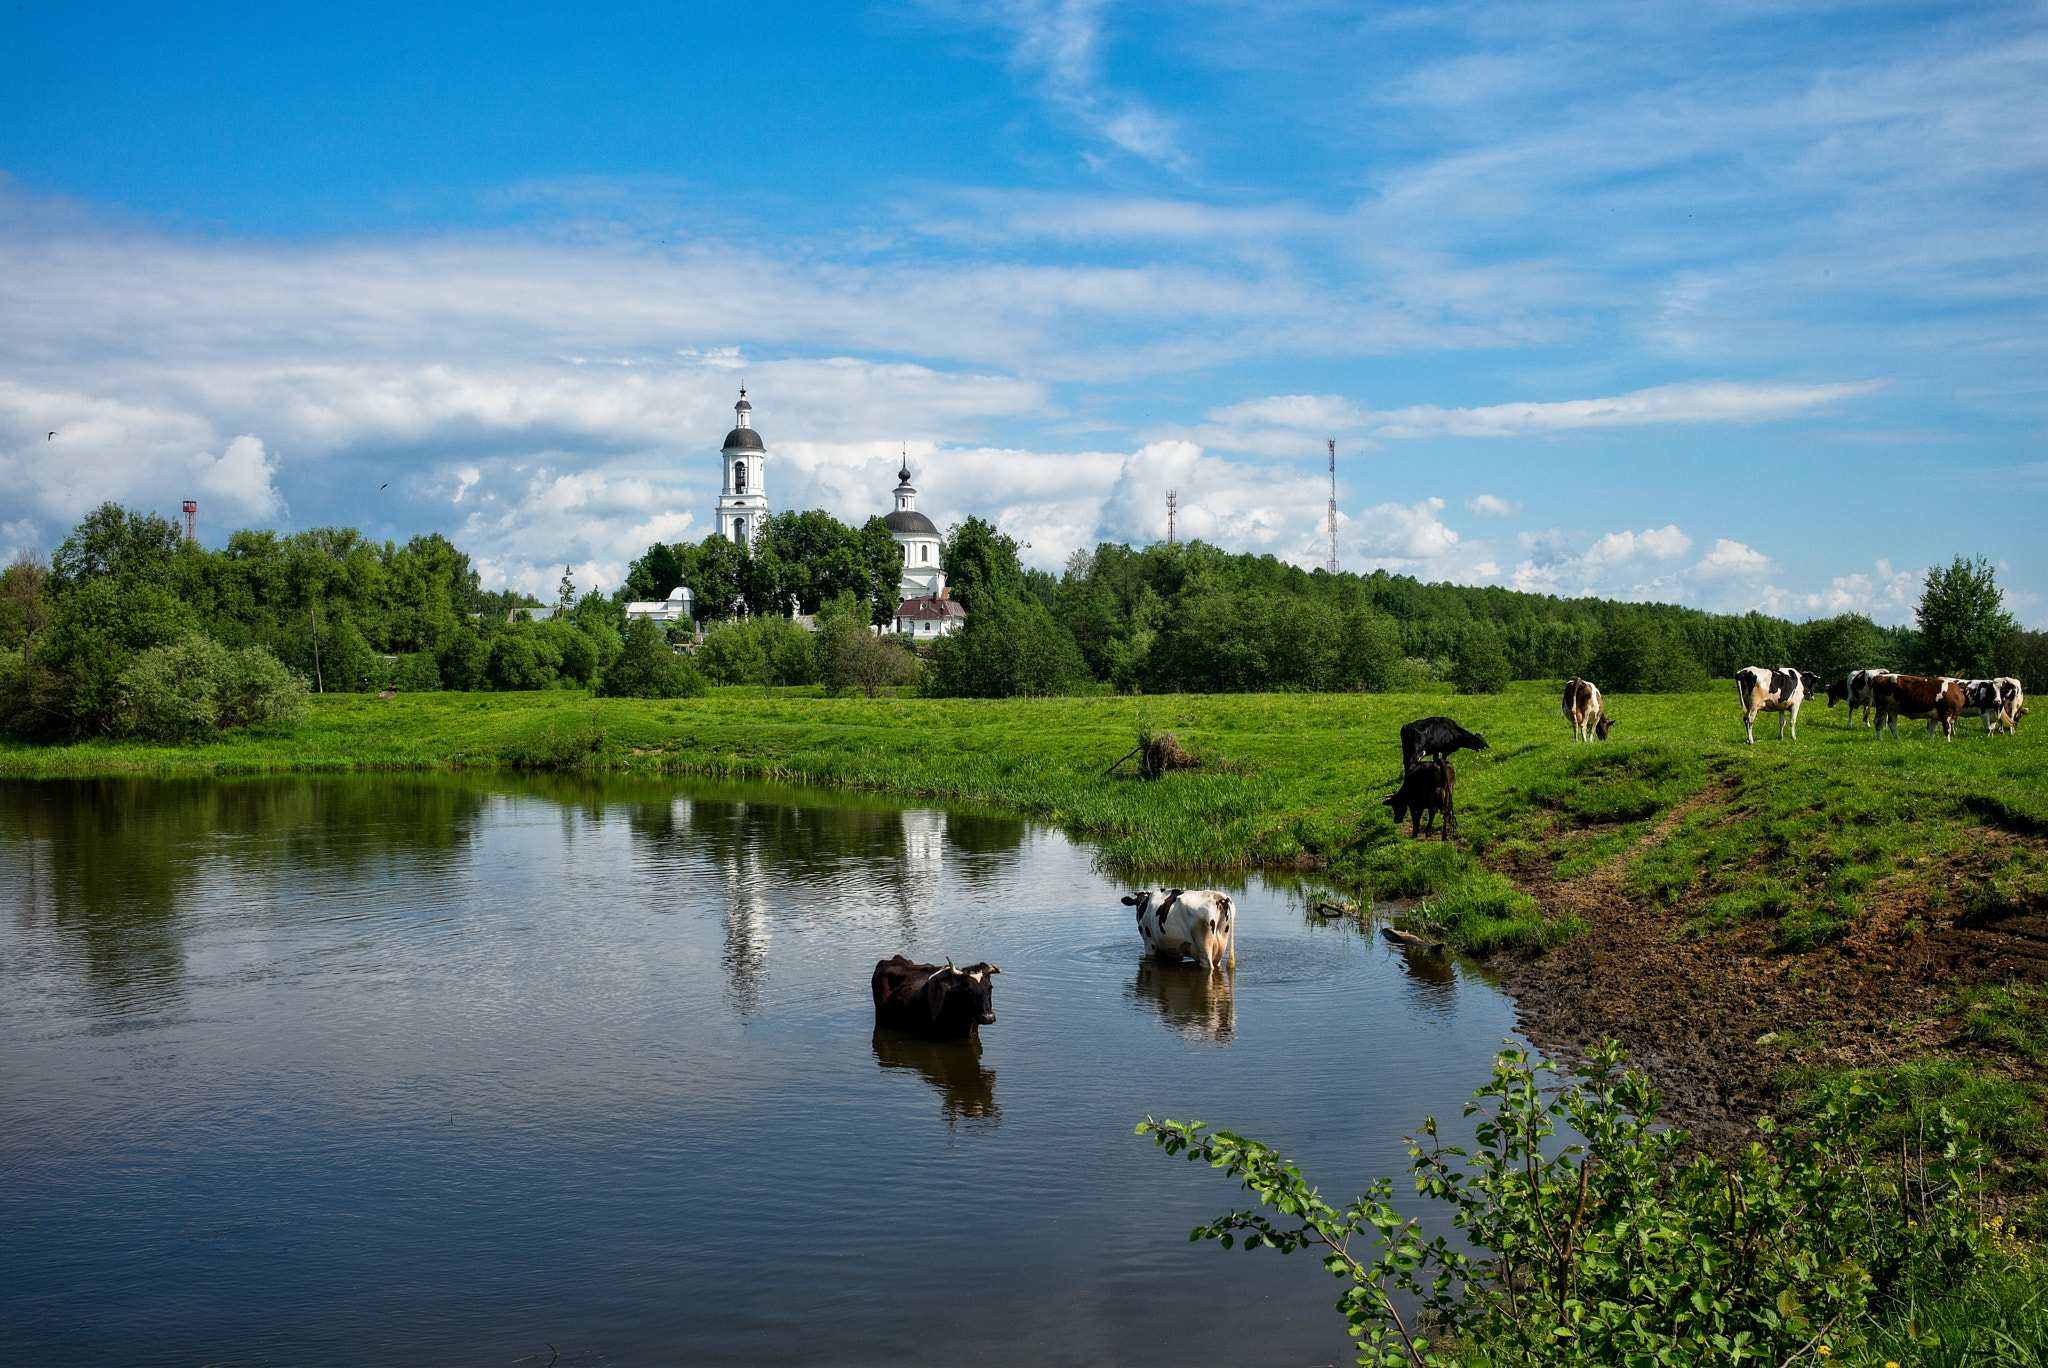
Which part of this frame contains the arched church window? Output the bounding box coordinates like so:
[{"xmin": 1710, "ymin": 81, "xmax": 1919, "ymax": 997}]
[
  {"xmin": 734, "ymin": 461, "xmax": 747, "ymax": 492},
  {"xmin": 733, "ymin": 518, "xmax": 745, "ymax": 540},
  {"xmin": 921, "ymin": 545, "xmax": 929, "ymax": 563}
]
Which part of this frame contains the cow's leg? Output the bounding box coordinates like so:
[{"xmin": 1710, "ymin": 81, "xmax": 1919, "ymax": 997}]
[
  {"xmin": 1443, "ymin": 793, "xmax": 1456, "ymax": 840},
  {"xmin": 1788, "ymin": 702, "xmax": 1800, "ymax": 741},
  {"xmin": 1744, "ymin": 706, "xmax": 1757, "ymax": 745}
]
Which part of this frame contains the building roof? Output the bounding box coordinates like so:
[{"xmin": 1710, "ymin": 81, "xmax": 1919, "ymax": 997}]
[
  {"xmin": 722, "ymin": 426, "xmax": 765, "ymax": 452},
  {"xmin": 895, "ymin": 595, "xmax": 967, "ymax": 620},
  {"xmin": 884, "ymin": 508, "xmax": 939, "ymax": 535}
]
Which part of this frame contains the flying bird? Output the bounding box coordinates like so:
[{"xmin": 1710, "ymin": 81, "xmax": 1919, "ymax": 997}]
[
  {"xmin": 48, "ymin": 431, "xmax": 55, "ymax": 440},
  {"xmin": 380, "ymin": 483, "xmax": 388, "ymax": 489}
]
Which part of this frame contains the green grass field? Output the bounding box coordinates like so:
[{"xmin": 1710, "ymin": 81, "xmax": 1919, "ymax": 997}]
[{"xmin": 5, "ymin": 680, "xmax": 2042, "ymax": 957}]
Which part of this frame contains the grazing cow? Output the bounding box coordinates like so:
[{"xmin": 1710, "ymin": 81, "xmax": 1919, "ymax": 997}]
[
  {"xmin": 1735, "ymin": 666, "xmax": 1824, "ymax": 744},
  {"xmin": 1122, "ymin": 888, "xmax": 1236, "ymax": 970},
  {"xmin": 1384, "ymin": 759, "xmax": 1456, "ymax": 840},
  {"xmin": 1869, "ymin": 673, "xmax": 1966, "ymax": 742},
  {"xmin": 1561, "ymin": 678, "xmax": 1613, "ymax": 742},
  {"xmin": 1400, "ymin": 716, "xmax": 1488, "ymax": 770},
  {"xmin": 1824, "ymin": 669, "xmax": 1890, "ymax": 728},
  {"xmin": 871, "ymin": 955, "xmax": 1001, "ymax": 1039},
  {"xmin": 1961, "ymin": 677, "xmax": 2028, "ymax": 735}
]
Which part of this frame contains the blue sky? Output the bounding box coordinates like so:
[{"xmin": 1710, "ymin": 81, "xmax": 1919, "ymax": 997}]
[{"xmin": 2, "ymin": 0, "xmax": 2042, "ymax": 622}]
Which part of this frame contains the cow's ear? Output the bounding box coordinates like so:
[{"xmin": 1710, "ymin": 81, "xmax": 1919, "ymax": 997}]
[{"xmin": 1120, "ymin": 895, "xmax": 1136, "ymax": 905}]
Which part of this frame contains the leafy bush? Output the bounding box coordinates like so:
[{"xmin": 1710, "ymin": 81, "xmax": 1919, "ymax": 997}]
[
  {"xmin": 436, "ymin": 630, "xmax": 489, "ymax": 691},
  {"xmin": 388, "ymin": 652, "xmax": 442, "ymax": 692},
  {"xmin": 1143, "ymin": 1043, "xmax": 1993, "ymax": 1368},
  {"xmin": 485, "ymin": 622, "xmax": 563, "ymax": 691},
  {"xmin": 597, "ymin": 619, "xmax": 709, "ymax": 699},
  {"xmin": 926, "ymin": 593, "xmax": 1089, "ymax": 697},
  {"xmin": 117, "ymin": 636, "xmax": 307, "ymax": 740}
]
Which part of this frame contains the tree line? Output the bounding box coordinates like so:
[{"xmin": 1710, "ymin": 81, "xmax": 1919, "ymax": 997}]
[{"xmin": 3, "ymin": 501, "xmax": 2038, "ymax": 734}]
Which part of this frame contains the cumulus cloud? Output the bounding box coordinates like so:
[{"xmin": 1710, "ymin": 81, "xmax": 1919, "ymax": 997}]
[
  {"xmin": 1690, "ymin": 538, "xmax": 1771, "ymax": 581},
  {"xmin": 1465, "ymin": 493, "xmax": 1521, "ymax": 517},
  {"xmin": 1352, "ymin": 497, "xmax": 1461, "ymax": 563},
  {"xmin": 1800, "ymin": 559, "xmax": 1923, "ymax": 620}
]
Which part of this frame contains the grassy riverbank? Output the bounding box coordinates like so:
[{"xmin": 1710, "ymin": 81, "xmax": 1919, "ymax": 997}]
[{"xmin": 6, "ymin": 682, "xmax": 2044, "ymax": 946}]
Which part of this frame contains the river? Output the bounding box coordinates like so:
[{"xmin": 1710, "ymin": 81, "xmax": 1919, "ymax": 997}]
[{"xmin": 1, "ymin": 774, "xmax": 1525, "ymax": 1366}]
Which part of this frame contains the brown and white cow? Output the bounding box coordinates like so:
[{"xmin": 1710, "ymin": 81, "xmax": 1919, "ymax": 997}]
[
  {"xmin": 1736, "ymin": 667, "xmax": 1824, "ymax": 744},
  {"xmin": 1824, "ymin": 669, "xmax": 1890, "ymax": 728},
  {"xmin": 1961, "ymin": 677, "xmax": 2028, "ymax": 735},
  {"xmin": 1869, "ymin": 673, "xmax": 1966, "ymax": 742},
  {"xmin": 1561, "ymin": 678, "xmax": 1613, "ymax": 742}
]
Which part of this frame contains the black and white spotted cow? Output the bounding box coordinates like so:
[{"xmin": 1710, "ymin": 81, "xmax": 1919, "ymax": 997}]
[
  {"xmin": 1736, "ymin": 666, "xmax": 1824, "ymax": 744},
  {"xmin": 1121, "ymin": 887, "xmax": 1236, "ymax": 971},
  {"xmin": 1824, "ymin": 669, "xmax": 1890, "ymax": 729},
  {"xmin": 1962, "ymin": 677, "xmax": 2028, "ymax": 735}
]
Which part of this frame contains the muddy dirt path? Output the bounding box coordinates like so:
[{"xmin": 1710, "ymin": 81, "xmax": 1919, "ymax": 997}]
[{"xmin": 1497, "ymin": 795, "xmax": 2048, "ymax": 1149}]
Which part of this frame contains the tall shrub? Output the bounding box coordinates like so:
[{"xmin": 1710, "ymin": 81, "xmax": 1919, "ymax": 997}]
[
  {"xmin": 597, "ymin": 620, "xmax": 708, "ymax": 699},
  {"xmin": 1917, "ymin": 555, "xmax": 2016, "ymax": 677}
]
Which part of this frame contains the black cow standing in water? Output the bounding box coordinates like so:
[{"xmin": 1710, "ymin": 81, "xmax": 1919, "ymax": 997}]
[
  {"xmin": 1400, "ymin": 716, "xmax": 1488, "ymax": 770},
  {"xmin": 871, "ymin": 955, "xmax": 1002, "ymax": 1039}
]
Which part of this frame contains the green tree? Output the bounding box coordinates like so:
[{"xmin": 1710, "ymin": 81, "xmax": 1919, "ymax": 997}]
[
  {"xmin": 1341, "ymin": 608, "xmax": 1406, "ymax": 692},
  {"xmin": 816, "ymin": 591, "xmax": 912, "ymax": 697},
  {"xmin": 436, "ymin": 629, "xmax": 490, "ymax": 691},
  {"xmin": 597, "ymin": 620, "xmax": 708, "ymax": 698},
  {"xmin": 1451, "ymin": 624, "xmax": 1512, "ymax": 695},
  {"xmin": 485, "ymin": 622, "xmax": 562, "ymax": 690},
  {"xmin": 0, "ymin": 550, "xmax": 54, "ymax": 670},
  {"xmin": 683, "ymin": 534, "xmax": 747, "ymax": 623},
  {"xmin": 31, "ymin": 578, "xmax": 196, "ymax": 732},
  {"xmin": 926, "ymin": 593, "xmax": 1088, "ymax": 697},
  {"xmin": 50, "ymin": 502, "xmax": 184, "ymax": 587},
  {"xmin": 1916, "ymin": 555, "xmax": 2017, "ymax": 677},
  {"xmin": 941, "ymin": 516, "xmax": 1022, "ymax": 613},
  {"xmin": 318, "ymin": 613, "xmax": 378, "ymax": 692},
  {"xmin": 1796, "ymin": 612, "xmax": 1892, "ymax": 683}
]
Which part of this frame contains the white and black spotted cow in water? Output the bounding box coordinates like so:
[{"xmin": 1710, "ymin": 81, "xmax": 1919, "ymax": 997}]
[
  {"xmin": 1122, "ymin": 888, "xmax": 1236, "ymax": 971},
  {"xmin": 1824, "ymin": 669, "xmax": 1890, "ymax": 729},
  {"xmin": 1736, "ymin": 666, "xmax": 1824, "ymax": 744}
]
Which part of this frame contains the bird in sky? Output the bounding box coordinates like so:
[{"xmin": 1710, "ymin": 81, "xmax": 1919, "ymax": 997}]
[
  {"xmin": 47, "ymin": 431, "xmax": 55, "ymax": 439},
  {"xmin": 380, "ymin": 483, "xmax": 388, "ymax": 489}
]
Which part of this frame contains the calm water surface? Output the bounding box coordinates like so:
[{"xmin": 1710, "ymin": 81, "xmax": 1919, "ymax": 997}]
[{"xmin": 1, "ymin": 776, "xmax": 1525, "ymax": 1366}]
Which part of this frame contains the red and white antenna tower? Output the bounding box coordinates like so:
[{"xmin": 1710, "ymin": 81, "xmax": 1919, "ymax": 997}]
[
  {"xmin": 182, "ymin": 500, "xmax": 198, "ymax": 543},
  {"xmin": 1325, "ymin": 440, "xmax": 1338, "ymax": 574},
  {"xmin": 1166, "ymin": 489, "xmax": 1178, "ymax": 546}
]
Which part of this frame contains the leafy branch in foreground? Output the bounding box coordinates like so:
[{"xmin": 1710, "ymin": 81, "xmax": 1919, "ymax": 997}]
[{"xmin": 1143, "ymin": 1041, "xmax": 1995, "ymax": 1367}]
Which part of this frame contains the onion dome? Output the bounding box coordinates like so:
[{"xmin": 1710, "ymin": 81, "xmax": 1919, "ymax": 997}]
[
  {"xmin": 884, "ymin": 508, "xmax": 939, "ymax": 535},
  {"xmin": 722, "ymin": 426, "xmax": 765, "ymax": 452}
]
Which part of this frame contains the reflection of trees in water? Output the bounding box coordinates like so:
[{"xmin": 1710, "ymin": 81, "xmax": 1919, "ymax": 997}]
[
  {"xmin": 622, "ymin": 795, "xmax": 1027, "ymax": 1019},
  {"xmin": 1128, "ymin": 960, "xmax": 1236, "ymax": 1043},
  {"xmin": 0, "ymin": 778, "xmax": 484, "ymax": 1021},
  {"xmin": 872, "ymin": 1028, "xmax": 1000, "ymax": 1130}
]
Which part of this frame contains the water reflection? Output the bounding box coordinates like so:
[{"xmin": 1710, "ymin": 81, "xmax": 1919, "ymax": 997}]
[
  {"xmin": 1127, "ymin": 961, "xmax": 1236, "ymax": 1043},
  {"xmin": 620, "ymin": 789, "xmax": 1027, "ymax": 1018},
  {"xmin": 872, "ymin": 1028, "xmax": 1001, "ymax": 1130},
  {"xmin": 0, "ymin": 778, "xmax": 484, "ymax": 1022}
]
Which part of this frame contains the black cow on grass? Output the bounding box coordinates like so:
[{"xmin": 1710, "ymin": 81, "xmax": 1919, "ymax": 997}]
[
  {"xmin": 872, "ymin": 955, "xmax": 1001, "ymax": 1039},
  {"xmin": 1400, "ymin": 716, "xmax": 1488, "ymax": 770}
]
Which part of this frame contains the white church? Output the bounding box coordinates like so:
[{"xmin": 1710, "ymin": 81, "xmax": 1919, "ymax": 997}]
[{"xmin": 626, "ymin": 387, "xmax": 966, "ymax": 636}]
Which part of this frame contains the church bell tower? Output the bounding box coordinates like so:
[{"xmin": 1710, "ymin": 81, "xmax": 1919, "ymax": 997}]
[{"xmin": 712, "ymin": 386, "xmax": 770, "ymax": 550}]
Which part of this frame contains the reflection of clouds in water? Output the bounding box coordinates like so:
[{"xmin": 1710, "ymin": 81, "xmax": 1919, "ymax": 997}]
[
  {"xmin": 872, "ymin": 1028, "xmax": 1000, "ymax": 1131},
  {"xmin": 1128, "ymin": 960, "xmax": 1235, "ymax": 1043},
  {"xmin": 621, "ymin": 794, "xmax": 1027, "ymax": 1021}
]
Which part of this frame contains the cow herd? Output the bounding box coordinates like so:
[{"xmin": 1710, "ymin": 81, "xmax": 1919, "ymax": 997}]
[
  {"xmin": 873, "ymin": 667, "xmax": 2029, "ymax": 1040},
  {"xmin": 1734, "ymin": 667, "xmax": 2026, "ymax": 744}
]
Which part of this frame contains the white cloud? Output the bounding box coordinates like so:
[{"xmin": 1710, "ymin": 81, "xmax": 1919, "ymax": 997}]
[
  {"xmin": 986, "ymin": 0, "xmax": 1195, "ymax": 174},
  {"xmin": 1352, "ymin": 497, "xmax": 1461, "ymax": 563},
  {"xmin": 1465, "ymin": 493, "xmax": 1521, "ymax": 516},
  {"xmin": 1690, "ymin": 538, "xmax": 1771, "ymax": 581},
  {"xmin": 1800, "ymin": 559, "xmax": 1923, "ymax": 620}
]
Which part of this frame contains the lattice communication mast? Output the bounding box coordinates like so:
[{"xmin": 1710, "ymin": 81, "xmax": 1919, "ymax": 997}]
[
  {"xmin": 182, "ymin": 500, "xmax": 198, "ymax": 543},
  {"xmin": 1166, "ymin": 489, "xmax": 1178, "ymax": 546},
  {"xmin": 1325, "ymin": 440, "xmax": 1339, "ymax": 575}
]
